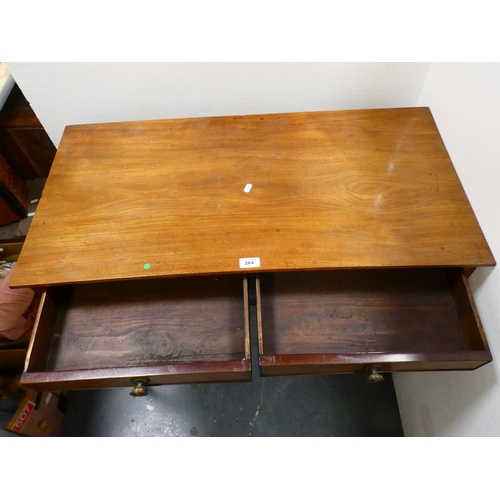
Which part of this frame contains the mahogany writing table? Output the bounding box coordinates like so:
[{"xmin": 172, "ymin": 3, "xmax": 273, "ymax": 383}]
[{"xmin": 10, "ymin": 108, "xmax": 495, "ymax": 393}]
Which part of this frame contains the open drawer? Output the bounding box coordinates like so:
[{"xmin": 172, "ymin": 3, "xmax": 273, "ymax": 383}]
[
  {"xmin": 21, "ymin": 274, "xmax": 251, "ymax": 393},
  {"xmin": 256, "ymin": 268, "xmax": 491, "ymax": 379}
]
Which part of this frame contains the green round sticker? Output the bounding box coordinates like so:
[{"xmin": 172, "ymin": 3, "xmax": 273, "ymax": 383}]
[{"xmin": 143, "ymin": 263, "xmax": 151, "ymax": 270}]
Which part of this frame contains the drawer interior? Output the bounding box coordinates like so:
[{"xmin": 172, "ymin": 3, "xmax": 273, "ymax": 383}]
[
  {"xmin": 28, "ymin": 274, "xmax": 249, "ymax": 373},
  {"xmin": 257, "ymin": 268, "xmax": 486, "ymax": 357}
]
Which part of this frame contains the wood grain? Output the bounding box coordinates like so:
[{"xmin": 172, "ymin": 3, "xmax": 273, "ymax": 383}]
[
  {"xmin": 258, "ymin": 269, "xmax": 470, "ymax": 355},
  {"xmin": 446, "ymin": 268, "xmax": 488, "ymax": 351},
  {"xmin": 256, "ymin": 269, "xmax": 491, "ymax": 375},
  {"xmin": 10, "ymin": 108, "xmax": 495, "ymax": 288},
  {"xmin": 27, "ymin": 274, "xmax": 249, "ymax": 373},
  {"xmin": 24, "ymin": 289, "xmax": 54, "ymax": 372},
  {"xmin": 20, "ymin": 360, "xmax": 252, "ymax": 392},
  {"xmin": 258, "ymin": 352, "xmax": 491, "ymax": 376}
]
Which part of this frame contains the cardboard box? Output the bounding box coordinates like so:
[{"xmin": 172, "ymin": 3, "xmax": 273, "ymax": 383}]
[{"xmin": 6, "ymin": 389, "xmax": 66, "ymax": 437}]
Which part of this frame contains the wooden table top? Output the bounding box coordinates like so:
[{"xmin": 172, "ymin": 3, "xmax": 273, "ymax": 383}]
[{"xmin": 11, "ymin": 107, "xmax": 495, "ymax": 288}]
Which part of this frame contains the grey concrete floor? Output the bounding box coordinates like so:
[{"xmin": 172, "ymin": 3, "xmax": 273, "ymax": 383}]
[
  {"xmin": 61, "ymin": 372, "xmax": 403, "ymax": 437},
  {"xmin": 61, "ymin": 278, "xmax": 404, "ymax": 437}
]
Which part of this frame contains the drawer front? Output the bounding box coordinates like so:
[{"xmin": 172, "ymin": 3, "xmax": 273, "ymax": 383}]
[
  {"xmin": 256, "ymin": 268, "xmax": 491, "ymax": 378},
  {"xmin": 21, "ymin": 275, "xmax": 251, "ymax": 392}
]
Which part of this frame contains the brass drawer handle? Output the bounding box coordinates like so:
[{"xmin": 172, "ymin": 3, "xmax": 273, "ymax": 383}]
[
  {"xmin": 130, "ymin": 378, "xmax": 150, "ymax": 397},
  {"xmin": 367, "ymin": 368, "xmax": 385, "ymax": 383}
]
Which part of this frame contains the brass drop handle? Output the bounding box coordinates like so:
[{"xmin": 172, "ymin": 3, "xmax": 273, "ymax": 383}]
[
  {"xmin": 130, "ymin": 378, "xmax": 149, "ymax": 397},
  {"xmin": 367, "ymin": 368, "xmax": 384, "ymax": 383}
]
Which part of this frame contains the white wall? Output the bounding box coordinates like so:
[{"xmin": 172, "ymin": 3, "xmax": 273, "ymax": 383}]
[
  {"xmin": 394, "ymin": 63, "xmax": 500, "ymax": 436},
  {"xmin": 5, "ymin": 63, "xmax": 430, "ymax": 147}
]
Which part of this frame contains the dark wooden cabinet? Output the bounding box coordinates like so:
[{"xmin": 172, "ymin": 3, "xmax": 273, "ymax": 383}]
[
  {"xmin": 0, "ymin": 84, "xmax": 53, "ymax": 240},
  {"xmin": 0, "ymin": 152, "xmax": 28, "ymax": 225},
  {"xmin": 1, "ymin": 86, "xmax": 62, "ymax": 378},
  {"xmin": 11, "ymin": 108, "xmax": 495, "ymax": 394},
  {"xmin": 0, "ymin": 84, "xmax": 56, "ymax": 180}
]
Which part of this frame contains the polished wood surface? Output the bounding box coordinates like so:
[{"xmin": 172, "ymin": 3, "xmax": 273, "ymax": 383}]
[
  {"xmin": 11, "ymin": 108, "xmax": 495, "ymax": 288},
  {"xmin": 20, "ymin": 360, "xmax": 252, "ymax": 392},
  {"xmin": 22, "ymin": 274, "xmax": 251, "ymax": 390},
  {"xmin": 447, "ymin": 268, "xmax": 488, "ymax": 351},
  {"xmin": 258, "ymin": 352, "xmax": 491, "ymax": 376},
  {"xmin": 256, "ymin": 269, "xmax": 491, "ymax": 375}
]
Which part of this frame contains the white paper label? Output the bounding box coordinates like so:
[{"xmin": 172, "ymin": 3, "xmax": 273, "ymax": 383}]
[
  {"xmin": 243, "ymin": 183, "xmax": 252, "ymax": 193},
  {"xmin": 239, "ymin": 257, "xmax": 260, "ymax": 268}
]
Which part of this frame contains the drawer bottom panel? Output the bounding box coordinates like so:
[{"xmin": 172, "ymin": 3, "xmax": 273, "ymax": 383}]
[
  {"xmin": 256, "ymin": 268, "xmax": 491, "ymax": 376},
  {"xmin": 22, "ymin": 275, "xmax": 251, "ymax": 391}
]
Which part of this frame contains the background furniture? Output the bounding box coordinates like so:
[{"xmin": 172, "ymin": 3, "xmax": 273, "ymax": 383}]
[
  {"xmin": 0, "ymin": 80, "xmax": 53, "ymax": 379},
  {"xmin": 0, "ymin": 84, "xmax": 56, "ymax": 180},
  {"xmin": 0, "ymin": 83, "xmax": 53, "ymax": 242}
]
